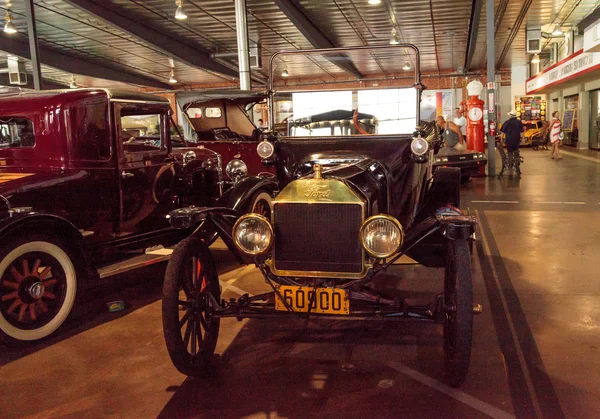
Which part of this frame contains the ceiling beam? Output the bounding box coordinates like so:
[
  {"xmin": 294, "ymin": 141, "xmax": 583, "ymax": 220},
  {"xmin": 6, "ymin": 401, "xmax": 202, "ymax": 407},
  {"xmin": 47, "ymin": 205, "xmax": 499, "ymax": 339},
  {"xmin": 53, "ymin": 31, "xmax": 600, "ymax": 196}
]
[
  {"xmin": 578, "ymin": 6, "xmax": 600, "ymax": 33},
  {"xmin": 464, "ymin": 0, "xmax": 483, "ymax": 71},
  {"xmin": 0, "ymin": 73, "xmax": 67, "ymax": 90},
  {"xmin": 0, "ymin": 35, "xmax": 172, "ymax": 89},
  {"xmin": 63, "ymin": 0, "xmax": 238, "ymax": 79},
  {"xmin": 273, "ymin": 0, "xmax": 363, "ymax": 79}
]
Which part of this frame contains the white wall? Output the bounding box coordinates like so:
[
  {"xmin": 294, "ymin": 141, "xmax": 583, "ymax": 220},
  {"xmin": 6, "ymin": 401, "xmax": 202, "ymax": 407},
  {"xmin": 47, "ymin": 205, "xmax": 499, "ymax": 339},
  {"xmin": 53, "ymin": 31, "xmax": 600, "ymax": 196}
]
[{"xmin": 511, "ymin": 65, "xmax": 528, "ymax": 102}]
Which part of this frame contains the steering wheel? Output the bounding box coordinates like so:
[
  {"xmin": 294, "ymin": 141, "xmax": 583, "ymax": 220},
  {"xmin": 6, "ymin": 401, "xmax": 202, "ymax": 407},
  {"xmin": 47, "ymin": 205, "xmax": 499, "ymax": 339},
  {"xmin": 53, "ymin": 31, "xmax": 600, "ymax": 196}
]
[
  {"xmin": 211, "ymin": 127, "xmax": 235, "ymax": 140},
  {"xmin": 353, "ymin": 107, "xmax": 370, "ymax": 135}
]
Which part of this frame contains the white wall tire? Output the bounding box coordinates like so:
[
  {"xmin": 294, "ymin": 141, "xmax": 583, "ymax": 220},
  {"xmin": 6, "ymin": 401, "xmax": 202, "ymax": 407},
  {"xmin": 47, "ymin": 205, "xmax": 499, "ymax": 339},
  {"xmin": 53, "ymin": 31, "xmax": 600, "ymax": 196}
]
[
  {"xmin": 250, "ymin": 191, "xmax": 273, "ymax": 219},
  {"xmin": 0, "ymin": 240, "xmax": 77, "ymax": 342}
]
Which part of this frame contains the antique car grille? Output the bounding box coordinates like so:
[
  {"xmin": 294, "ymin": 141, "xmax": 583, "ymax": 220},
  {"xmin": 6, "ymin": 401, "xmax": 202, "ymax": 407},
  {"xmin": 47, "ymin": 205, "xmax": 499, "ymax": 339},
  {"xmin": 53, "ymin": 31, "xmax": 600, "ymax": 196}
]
[{"xmin": 273, "ymin": 203, "xmax": 364, "ymax": 273}]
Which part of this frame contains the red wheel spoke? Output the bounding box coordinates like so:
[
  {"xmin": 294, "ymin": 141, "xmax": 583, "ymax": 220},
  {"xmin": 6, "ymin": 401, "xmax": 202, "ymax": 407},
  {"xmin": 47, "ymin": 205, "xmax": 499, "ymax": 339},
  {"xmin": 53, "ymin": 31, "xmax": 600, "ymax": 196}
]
[
  {"xmin": 2, "ymin": 291, "xmax": 18, "ymax": 301},
  {"xmin": 37, "ymin": 299, "xmax": 48, "ymax": 313},
  {"xmin": 21, "ymin": 259, "xmax": 30, "ymax": 277},
  {"xmin": 29, "ymin": 304, "xmax": 37, "ymax": 321},
  {"xmin": 10, "ymin": 267, "xmax": 23, "ymax": 282},
  {"xmin": 18, "ymin": 303, "xmax": 27, "ymax": 322},
  {"xmin": 39, "ymin": 266, "xmax": 52, "ymax": 280},
  {"xmin": 7, "ymin": 299, "xmax": 21, "ymax": 314},
  {"xmin": 43, "ymin": 291, "xmax": 56, "ymax": 300},
  {"xmin": 32, "ymin": 259, "xmax": 41, "ymax": 276},
  {"xmin": 42, "ymin": 279, "xmax": 58, "ymax": 287},
  {"xmin": 2, "ymin": 281, "xmax": 19, "ymax": 290}
]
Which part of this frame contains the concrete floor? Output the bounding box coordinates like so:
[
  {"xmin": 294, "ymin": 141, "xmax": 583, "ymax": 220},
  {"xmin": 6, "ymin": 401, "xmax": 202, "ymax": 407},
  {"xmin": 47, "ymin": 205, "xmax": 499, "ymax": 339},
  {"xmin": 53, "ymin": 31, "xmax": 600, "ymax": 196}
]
[{"xmin": 1, "ymin": 147, "xmax": 599, "ymax": 418}]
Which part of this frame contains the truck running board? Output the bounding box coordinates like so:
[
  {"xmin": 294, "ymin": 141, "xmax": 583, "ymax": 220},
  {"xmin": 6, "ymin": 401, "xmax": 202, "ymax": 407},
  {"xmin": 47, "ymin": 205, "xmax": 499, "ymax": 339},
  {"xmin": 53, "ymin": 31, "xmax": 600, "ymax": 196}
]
[{"xmin": 97, "ymin": 247, "xmax": 174, "ymax": 279}]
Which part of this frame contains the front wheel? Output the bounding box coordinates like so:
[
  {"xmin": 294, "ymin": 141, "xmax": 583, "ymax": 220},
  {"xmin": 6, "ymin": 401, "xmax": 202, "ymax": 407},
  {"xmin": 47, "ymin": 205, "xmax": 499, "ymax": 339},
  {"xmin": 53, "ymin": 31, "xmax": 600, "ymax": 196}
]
[
  {"xmin": 443, "ymin": 239, "xmax": 473, "ymax": 387},
  {"xmin": 0, "ymin": 237, "xmax": 77, "ymax": 343},
  {"xmin": 162, "ymin": 237, "xmax": 221, "ymax": 377}
]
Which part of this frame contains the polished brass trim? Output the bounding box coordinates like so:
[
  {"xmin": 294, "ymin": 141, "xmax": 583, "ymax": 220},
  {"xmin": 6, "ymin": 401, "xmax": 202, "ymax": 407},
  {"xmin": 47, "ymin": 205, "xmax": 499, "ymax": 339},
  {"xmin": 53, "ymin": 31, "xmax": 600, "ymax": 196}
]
[
  {"xmin": 266, "ymin": 259, "xmax": 372, "ymax": 280},
  {"xmin": 313, "ymin": 163, "xmax": 322, "ymax": 179},
  {"xmin": 359, "ymin": 214, "xmax": 405, "ymax": 259},
  {"xmin": 232, "ymin": 213, "xmax": 274, "ymax": 256}
]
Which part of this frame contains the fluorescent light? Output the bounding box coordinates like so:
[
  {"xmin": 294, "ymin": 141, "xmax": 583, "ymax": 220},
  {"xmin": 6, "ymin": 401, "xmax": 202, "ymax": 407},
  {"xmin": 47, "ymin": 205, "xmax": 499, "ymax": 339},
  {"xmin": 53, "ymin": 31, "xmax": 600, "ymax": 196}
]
[
  {"xmin": 368, "ymin": 0, "xmax": 382, "ymax": 4},
  {"xmin": 169, "ymin": 70, "xmax": 177, "ymax": 84},
  {"xmin": 389, "ymin": 28, "xmax": 399, "ymax": 45},
  {"xmin": 175, "ymin": 1, "xmax": 187, "ymax": 20},
  {"xmin": 281, "ymin": 68, "xmax": 289, "ymax": 77},
  {"xmin": 531, "ymin": 54, "xmax": 540, "ymax": 63},
  {"xmin": 4, "ymin": 12, "xmax": 16, "ymax": 34},
  {"xmin": 402, "ymin": 61, "xmax": 411, "ymax": 71},
  {"xmin": 69, "ymin": 75, "xmax": 78, "ymax": 89}
]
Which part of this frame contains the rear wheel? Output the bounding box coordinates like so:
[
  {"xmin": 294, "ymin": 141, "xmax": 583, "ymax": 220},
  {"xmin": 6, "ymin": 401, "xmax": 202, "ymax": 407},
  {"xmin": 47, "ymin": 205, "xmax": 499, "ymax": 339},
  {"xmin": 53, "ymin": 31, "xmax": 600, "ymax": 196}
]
[
  {"xmin": 443, "ymin": 239, "xmax": 473, "ymax": 387},
  {"xmin": 0, "ymin": 236, "xmax": 77, "ymax": 343},
  {"xmin": 162, "ymin": 237, "xmax": 221, "ymax": 377}
]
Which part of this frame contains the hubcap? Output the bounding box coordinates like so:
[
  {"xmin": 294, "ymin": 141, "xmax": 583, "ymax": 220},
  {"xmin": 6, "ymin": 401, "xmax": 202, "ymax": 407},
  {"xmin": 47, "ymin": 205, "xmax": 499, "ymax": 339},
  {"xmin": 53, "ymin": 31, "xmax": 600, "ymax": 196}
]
[{"xmin": 28, "ymin": 281, "xmax": 45, "ymax": 300}]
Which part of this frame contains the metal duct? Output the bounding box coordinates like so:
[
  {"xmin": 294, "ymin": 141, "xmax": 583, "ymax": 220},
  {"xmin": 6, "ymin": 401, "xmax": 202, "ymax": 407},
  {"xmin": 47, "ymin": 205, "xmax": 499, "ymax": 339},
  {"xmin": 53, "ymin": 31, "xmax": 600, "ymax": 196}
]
[{"xmin": 234, "ymin": 0, "xmax": 251, "ymax": 91}]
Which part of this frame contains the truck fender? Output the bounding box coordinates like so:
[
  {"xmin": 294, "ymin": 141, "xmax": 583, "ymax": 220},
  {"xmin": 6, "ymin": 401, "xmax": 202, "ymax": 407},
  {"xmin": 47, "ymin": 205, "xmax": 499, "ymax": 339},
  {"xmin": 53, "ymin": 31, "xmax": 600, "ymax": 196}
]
[{"xmin": 217, "ymin": 176, "xmax": 279, "ymax": 212}]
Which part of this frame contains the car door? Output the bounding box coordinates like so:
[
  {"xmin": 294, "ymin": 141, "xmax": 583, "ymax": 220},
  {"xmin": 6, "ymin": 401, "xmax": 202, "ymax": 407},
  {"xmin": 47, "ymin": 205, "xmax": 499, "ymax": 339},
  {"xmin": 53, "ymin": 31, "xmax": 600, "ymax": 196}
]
[{"xmin": 114, "ymin": 103, "xmax": 175, "ymax": 237}]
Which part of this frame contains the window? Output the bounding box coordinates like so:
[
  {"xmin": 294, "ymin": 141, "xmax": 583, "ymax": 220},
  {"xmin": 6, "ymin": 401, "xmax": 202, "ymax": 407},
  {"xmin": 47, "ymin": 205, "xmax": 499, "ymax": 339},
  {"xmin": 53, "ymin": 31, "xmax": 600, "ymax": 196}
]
[
  {"xmin": 68, "ymin": 101, "xmax": 110, "ymax": 160},
  {"xmin": 204, "ymin": 107, "xmax": 222, "ymax": 118},
  {"xmin": 120, "ymin": 111, "xmax": 163, "ymax": 152},
  {"xmin": 187, "ymin": 107, "xmax": 202, "ymax": 118},
  {"xmin": 0, "ymin": 117, "xmax": 35, "ymax": 148}
]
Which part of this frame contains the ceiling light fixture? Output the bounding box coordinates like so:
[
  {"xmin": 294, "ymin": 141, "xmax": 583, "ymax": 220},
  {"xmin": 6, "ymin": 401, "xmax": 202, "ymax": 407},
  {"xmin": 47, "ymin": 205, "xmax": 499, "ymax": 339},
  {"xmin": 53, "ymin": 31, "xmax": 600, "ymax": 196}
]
[
  {"xmin": 402, "ymin": 61, "xmax": 411, "ymax": 71},
  {"xmin": 69, "ymin": 75, "xmax": 78, "ymax": 89},
  {"xmin": 389, "ymin": 28, "xmax": 399, "ymax": 45},
  {"xmin": 531, "ymin": 54, "xmax": 540, "ymax": 64},
  {"xmin": 175, "ymin": 0, "xmax": 188, "ymax": 20},
  {"xmin": 169, "ymin": 70, "xmax": 177, "ymax": 84},
  {"xmin": 4, "ymin": 11, "xmax": 17, "ymax": 34},
  {"xmin": 551, "ymin": 26, "xmax": 563, "ymax": 36},
  {"xmin": 281, "ymin": 67, "xmax": 289, "ymax": 77},
  {"xmin": 368, "ymin": 0, "xmax": 382, "ymax": 4}
]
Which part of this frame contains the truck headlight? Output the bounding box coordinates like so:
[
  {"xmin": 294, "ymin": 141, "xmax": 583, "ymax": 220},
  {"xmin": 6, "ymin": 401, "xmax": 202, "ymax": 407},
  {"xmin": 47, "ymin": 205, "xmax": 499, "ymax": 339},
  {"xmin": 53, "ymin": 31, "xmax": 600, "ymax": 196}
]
[
  {"xmin": 233, "ymin": 214, "xmax": 273, "ymax": 255},
  {"xmin": 226, "ymin": 158, "xmax": 247, "ymax": 182},
  {"xmin": 360, "ymin": 215, "xmax": 404, "ymax": 258},
  {"xmin": 257, "ymin": 140, "xmax": 275, "ymax": 159},
  {"xmin": 410, "ymin": 136, "xmax": 429, "ymax": 156}
]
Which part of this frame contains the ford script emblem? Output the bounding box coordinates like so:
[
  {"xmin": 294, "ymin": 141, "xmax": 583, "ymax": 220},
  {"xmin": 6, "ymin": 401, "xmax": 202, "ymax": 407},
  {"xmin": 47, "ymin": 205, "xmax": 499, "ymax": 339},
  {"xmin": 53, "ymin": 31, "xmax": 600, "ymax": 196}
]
[
  {"xmin": 28, "ymin": 282, "xmax": 45, "ymax": 300},
  {"xmin": 304, "ymin": 184, "xmax": 331, "ymax": 201}
]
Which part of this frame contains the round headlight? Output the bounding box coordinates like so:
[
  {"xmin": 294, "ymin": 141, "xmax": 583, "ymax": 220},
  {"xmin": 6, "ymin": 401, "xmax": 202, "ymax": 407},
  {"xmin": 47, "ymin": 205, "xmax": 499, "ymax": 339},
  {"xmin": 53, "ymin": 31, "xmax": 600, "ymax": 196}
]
[
  {"xmin": 411, "ymin": 136, "xmax": 429, "ymax": 156},
  {"xmin": 360, "ymin": 215, "xmax": 404, "ymax": 258},
  {"xmin": 183, "ymin": 150, "xmax": 196, "ymax": 165},
  {"xmin": 257, "ymin": 140, "xmax": 275, "ymax": 159},
  {"xmin": 233, "ymin": 214, "xmax": 273, "ymax": 255},
  {"xmin": 226, "ymin": 158, "xmax": 248, "ymax": 182}
]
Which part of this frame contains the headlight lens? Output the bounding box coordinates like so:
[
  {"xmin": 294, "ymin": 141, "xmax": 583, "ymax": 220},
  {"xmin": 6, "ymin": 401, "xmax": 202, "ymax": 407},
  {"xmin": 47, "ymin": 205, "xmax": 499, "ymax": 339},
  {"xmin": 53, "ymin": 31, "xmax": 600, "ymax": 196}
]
[
  {"xmin": 183, "ymin": 150, "xmax": 196, "ymax": 165},
  {"xmin": 257, "ymin": 140, "xmax": 275, "ymax": 159},
  {"xmin": 233, "ymin": 214, "xmax": 273, "ymax": 255},
  {"xmin": 410, "ymin": 136, "xmax": 429, "ymax": 156},
  {"xmin": 226, "ymin": 158, "xmax": 248, "ymax": 182},
  {"xmin": 360, "ymin": 215, "xmax": 404, "ymax": 258}
]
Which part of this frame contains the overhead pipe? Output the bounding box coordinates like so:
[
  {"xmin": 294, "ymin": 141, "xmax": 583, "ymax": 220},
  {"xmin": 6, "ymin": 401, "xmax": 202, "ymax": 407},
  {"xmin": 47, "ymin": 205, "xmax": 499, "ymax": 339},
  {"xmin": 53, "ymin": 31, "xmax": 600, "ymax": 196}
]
[{"xmin": 234, "ymin": 0, "xmax": 251, "ymax": 91}]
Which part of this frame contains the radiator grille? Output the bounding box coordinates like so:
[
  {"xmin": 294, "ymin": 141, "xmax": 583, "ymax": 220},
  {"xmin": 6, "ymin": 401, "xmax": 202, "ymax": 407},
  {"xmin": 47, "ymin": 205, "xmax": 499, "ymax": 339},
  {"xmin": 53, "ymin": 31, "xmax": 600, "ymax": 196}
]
[{"xmin": 273, "ymin": 203, "xmax": 364, "ymax": 273}]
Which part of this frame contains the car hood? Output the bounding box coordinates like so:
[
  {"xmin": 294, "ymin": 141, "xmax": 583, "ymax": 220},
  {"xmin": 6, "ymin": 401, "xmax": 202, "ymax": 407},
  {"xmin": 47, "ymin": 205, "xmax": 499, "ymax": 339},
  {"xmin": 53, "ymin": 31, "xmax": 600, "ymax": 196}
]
[{"xmin": 0, "ymin": 169, "xmax": 88, "ymax": 200}]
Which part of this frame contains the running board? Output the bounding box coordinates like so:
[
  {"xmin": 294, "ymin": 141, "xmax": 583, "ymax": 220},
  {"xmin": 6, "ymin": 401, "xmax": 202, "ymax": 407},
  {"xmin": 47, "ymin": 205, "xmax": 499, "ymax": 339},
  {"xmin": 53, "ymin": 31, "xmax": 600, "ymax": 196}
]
[{"xmin": 97, "ymin": 247, "xmax": 174, "ymax": 279}]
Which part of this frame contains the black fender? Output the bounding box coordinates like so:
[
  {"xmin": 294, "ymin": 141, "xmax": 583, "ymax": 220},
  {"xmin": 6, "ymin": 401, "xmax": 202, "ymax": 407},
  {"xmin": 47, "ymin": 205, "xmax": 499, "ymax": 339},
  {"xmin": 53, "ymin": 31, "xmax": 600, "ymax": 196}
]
[
  {"xmin": 414, "ymin": 167, "xmax": 461, "ymax": 224},
  {"xmin": 217, "ymin": 176, "xmax": 279, "ymax": 212},
  {"xmin": 0, "ymin": 212, "xmax": 98, "ymax": 284}
]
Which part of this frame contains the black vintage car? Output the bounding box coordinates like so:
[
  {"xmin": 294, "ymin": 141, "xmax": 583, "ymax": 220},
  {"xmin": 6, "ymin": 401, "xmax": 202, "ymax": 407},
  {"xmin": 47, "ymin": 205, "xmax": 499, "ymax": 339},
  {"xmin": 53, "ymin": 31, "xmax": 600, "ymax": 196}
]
[{"xmin": 162, "ymin": 45, "xmax": 480, "ymax": 387}]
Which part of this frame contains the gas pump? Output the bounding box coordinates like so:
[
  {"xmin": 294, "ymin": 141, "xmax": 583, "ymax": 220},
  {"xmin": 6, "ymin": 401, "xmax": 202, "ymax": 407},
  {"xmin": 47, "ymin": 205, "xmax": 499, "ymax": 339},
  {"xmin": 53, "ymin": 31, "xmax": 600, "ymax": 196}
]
[{"xmin": 465, "ymin": 80, "xmax": 485, "ymax": 174}]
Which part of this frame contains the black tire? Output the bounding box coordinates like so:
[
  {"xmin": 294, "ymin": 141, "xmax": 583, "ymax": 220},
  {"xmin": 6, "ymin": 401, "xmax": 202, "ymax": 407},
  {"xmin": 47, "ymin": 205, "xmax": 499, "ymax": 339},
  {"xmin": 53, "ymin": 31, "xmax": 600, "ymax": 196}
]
[
  {"xmin": 0, "ymin": 234, "xmax": 78, "ymax": 344},
  {"xmin": 162, "ymin": 237, "xmax": 221, "ymax": 377},
  {"xmin": 443, "ymin": 239, "xmax": 473, "ymax": 387}
]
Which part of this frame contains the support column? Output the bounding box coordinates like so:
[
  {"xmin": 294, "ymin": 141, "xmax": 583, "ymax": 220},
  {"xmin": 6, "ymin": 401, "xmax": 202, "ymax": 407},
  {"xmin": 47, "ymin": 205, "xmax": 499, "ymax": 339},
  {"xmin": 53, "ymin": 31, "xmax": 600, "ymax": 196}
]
[
  {"xmin": 486, "ymin": 0, "xmax": 495, "ymax": 175},
  {"xmin": 234, "ymin": 0, "xmax": 251, "ymax": 91},
  {"xmin": 24, "ymin": 0, "xmax": 42, "ymax": 90}
]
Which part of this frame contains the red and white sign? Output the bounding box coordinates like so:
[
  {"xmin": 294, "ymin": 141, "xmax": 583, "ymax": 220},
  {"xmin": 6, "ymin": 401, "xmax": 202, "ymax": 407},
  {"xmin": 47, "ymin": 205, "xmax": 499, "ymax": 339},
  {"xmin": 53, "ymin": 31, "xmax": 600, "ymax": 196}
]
[{"xmin": 526, "ymin": 49, "xmax": 600, "ymax": 94}]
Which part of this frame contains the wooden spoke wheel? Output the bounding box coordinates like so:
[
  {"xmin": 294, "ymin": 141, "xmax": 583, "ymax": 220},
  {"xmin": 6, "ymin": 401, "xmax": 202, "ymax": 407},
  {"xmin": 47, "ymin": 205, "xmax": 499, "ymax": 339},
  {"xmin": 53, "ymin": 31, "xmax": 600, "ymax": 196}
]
[
  {"xmin": 162, "ymin": 237, "xmax": 221, "ymax": 377},
  {"xmin": 0, "ymin": 238, "xmax": 77, "ymax": 342},
  {"xmin": 443, "ymin": 238, "xmax": 473, "ymax": 387},
  {"xmin": 249, "ymin": 191, "xmax": 273, "ymax": 220}
]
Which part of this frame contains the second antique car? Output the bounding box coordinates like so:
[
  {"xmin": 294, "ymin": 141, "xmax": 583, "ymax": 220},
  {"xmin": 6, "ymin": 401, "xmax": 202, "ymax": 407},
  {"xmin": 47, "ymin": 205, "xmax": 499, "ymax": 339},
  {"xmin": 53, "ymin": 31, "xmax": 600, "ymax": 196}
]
[
  {"xmin": 162, "ymin": 45, "xmax": 481, "ymax": 388},
  {"xmin": 0, "ymin": 88, "xmax": 277, "ymax": 343}
]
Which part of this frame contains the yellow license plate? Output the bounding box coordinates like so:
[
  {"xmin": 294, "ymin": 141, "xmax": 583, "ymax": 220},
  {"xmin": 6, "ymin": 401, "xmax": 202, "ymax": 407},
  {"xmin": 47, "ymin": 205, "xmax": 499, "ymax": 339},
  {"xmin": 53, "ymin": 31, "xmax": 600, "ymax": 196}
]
[{"xmin": 275, "ymin": 286, "xmax": 350, "ymax": 315}]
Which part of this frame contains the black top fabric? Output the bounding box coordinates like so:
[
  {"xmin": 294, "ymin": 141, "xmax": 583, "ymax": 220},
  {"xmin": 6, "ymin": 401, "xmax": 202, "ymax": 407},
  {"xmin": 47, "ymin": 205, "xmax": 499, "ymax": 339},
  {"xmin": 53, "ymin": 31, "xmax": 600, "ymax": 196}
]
[{"xmin": 501, "ymin": 117, "xmax": 524, "ymax": 148}]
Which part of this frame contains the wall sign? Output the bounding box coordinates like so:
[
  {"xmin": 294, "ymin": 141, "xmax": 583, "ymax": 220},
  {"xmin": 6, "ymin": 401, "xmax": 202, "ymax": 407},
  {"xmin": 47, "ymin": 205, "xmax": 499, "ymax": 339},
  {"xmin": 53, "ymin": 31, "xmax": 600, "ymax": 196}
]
[{"xmin": 526, "ymin": 50, "xmax": 600, "ymax": 94}]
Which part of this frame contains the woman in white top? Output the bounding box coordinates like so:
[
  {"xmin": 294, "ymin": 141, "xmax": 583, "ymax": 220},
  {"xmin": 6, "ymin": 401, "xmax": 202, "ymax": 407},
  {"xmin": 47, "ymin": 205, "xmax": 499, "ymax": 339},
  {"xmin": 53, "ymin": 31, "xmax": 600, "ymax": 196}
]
[{"xmin": 550, "ymin": 111, "xmax": 562, "ymax": 160}]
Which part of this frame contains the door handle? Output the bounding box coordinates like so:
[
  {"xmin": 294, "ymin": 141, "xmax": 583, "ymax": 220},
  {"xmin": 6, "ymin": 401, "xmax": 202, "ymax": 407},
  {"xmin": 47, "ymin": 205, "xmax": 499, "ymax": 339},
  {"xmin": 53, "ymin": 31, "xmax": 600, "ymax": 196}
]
[{"xmin": 121, "ymin": 170, "xmax": 134, "ymax": 179}]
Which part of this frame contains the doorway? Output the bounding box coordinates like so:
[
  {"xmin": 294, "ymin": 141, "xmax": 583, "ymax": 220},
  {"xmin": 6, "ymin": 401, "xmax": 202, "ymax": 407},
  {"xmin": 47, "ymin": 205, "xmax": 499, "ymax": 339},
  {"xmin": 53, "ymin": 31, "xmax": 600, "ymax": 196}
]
[{"xmin": 590, "ymin": 90, "xmax": 600, "ymax": 150}]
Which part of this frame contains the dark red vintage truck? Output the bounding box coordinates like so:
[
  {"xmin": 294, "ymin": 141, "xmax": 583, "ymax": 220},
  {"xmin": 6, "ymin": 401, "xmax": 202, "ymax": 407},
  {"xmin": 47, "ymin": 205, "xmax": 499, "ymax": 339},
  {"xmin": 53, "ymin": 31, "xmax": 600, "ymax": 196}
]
[{"xmin": 0, "ymin": 88, "xmax": 276, "ymax": 343}]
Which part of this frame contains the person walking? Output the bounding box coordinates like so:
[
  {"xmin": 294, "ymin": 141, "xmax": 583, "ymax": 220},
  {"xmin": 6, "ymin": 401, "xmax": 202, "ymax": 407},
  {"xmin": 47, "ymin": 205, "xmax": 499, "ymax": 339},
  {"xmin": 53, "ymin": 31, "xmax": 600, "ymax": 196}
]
[
  {"xmin": 499, "ymin": 110, "xmax": 524, "ymax": 176},
  {"xmin": 435, "ymin": 116, "xmax": 466, "ymax": 150},
  {"xmin": 550, "ymin": 111, "xmax": 562, "ymax": 159}
]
